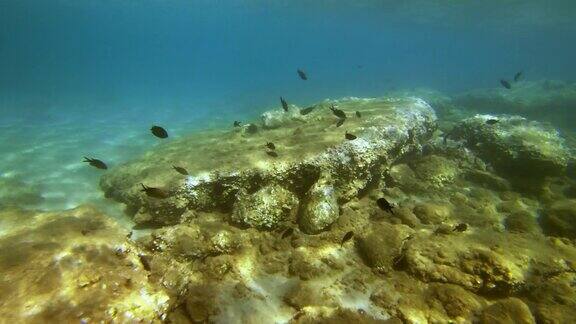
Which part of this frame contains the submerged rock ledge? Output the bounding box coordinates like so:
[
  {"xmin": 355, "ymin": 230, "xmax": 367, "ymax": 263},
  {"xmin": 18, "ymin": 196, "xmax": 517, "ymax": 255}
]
[{"xmin": 101, "ymin": 97, "xmax": 437, "ymax": 227}]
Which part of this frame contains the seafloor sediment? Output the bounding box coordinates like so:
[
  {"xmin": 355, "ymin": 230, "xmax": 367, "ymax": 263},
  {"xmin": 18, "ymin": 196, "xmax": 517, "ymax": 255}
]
[{"xmin": 2, "ymin": 89, "xmax": 576, "ymax": 323}]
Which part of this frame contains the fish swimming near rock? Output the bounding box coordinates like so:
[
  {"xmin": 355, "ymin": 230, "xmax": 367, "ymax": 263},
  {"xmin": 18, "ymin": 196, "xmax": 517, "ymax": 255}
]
[
  {"xmin": 151, "ymin": 126, "xmax": 168, "ymax": 138},
  {"xmin": 266, "ymin": 151, "xmax": 278, "ymax": 158},
  {"xmin": 453, "ymin": 223, "xmax": 468, "ymax": 232},
  {"xmin": 356, "ymin": 111, "xmax": 362, "ymax": 118},
  {"xmin": 281, "ymin": 227, "xmax": 294, "ymax": 239},
  {"xmin": 297, "ymin": 69, "xmax": 308, "ymax": 80},
  {"xmin": 266, "ymin": 142, "xmax": 276, "ymax": 150},
  {"xmin": 172, "ymin": 165, "xmax": 189, "ymax": 175},
  {"xmin": 300, "ymin": 106, "xmax": 315, "ymax": 115},
  {"xmin": 234, "ymin": 121, "xmax": 241, "ymax": 127},
  {"xmin": 141, "ymin": 184, "xmax": 170, "ymax": 199},
  {"xmin": 500, "ymin": 79, "xmax": 512, "ymax": 90},
  {"xmin": 280, "ymin": 97, "xmax": 289, "ymax": 112},
  {"xmin": 514, "ymin": 71, "xmax": 523, "ymax": 82},
  {"xmin": 341, "ymin": 231, "xmax": 354, "ymax": 246},
  {"xmin": 336, "ymin": 119, "xmax": 345, "ymax": 127},
  {"xmin": 486, "ymin": 119, "xmax": 499, "ymax": 125},
  {"xmin": 345, "ymin": 132, "xmax": 357, "ymax": 140},
  {"xmin": 377, "ymin": 197, "xmax": 394, "ymax": 214},
  {"xmin": 83, "ymin": 157, "xmax": 108, "ymax": 170},
  {"xmin": 330, "ymin": 105, "xmax": 347, "ymax": 119}
]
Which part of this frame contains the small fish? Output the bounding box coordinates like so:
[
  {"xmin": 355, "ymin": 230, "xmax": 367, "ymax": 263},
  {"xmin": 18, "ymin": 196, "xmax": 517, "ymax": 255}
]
[
  {"xmin": 356, "ymin": 111, "xmax": 361, "ymax": 118},
  {"xmin": 336, "ymin": 118, "xmax": 345, "ymax": 127},
  {"xmin": 280, "ymin": 97, "xmax": 289, "ymax": 112},
  {"xmin": 376, "ymin": 197, "xmax": 394, "ymax": 214},
  {"xmin": 127, "ymin": 231, "xmax": 133, "ymax": 239},
  {"xmin": 514, "ymin": 71, "xmax": 523, "ymax": 82},
  {"xmin": 330, "ymin": 105, "xmax": 347, "ymax": 119},
  {"xmin": 486, "ymin": 119, "xmax": 499, "ymax": 125},
  {"xmin": 83, "ymin": 157, "xmax": 108, "ymax": 170},
  {"xmin": 345, "ymin": 132, "xmax": 357, "ymax": 140},
  {"xmin": 300, "ymin": 106, "xmax": 315, "ymax": 115},
  {"xmin": 341, "ymin": 231, "xmax": 354, "ymax": 246},
  {"xmin": 453, "ymin": 223, "xmax": 468, "ymax": 232},
  {"xmin": 233, "ymin": 121, "xmax": 241, "ymax": 127},
  {"xmin": 173, "ymin": 165, "xmax": 189, "ymax": 175},
  {"xmin": 138, "ymin": 254, "xmax": 152, "ymax": 271},
  {"xmin": 151, "ymin": 125, "xmax": 168, "ymax": 138},
  {"xmin": 281, "ymin": 227, "xmax": 294, "ymax": 239},
  {"xmin": 266, "ymin": 151, "xmax": 278, "ymax": 158},
  {"xmin": 500, "ymin": 79, "xmax": 512, "ymax": 90},
  {"xmin": 266, "ymin": 142, "xmax": 276, "ymax": 150},
  {"xmin": 297, "ymin": 69, "xmax": 308, "ymax": 80},
  {"xmin": 141, "ymin": 184, "xmax": 170, "ymax": 199}
]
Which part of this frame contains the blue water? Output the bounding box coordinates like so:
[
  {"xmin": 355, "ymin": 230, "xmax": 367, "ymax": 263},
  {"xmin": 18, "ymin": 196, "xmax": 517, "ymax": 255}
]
[{"xmin": 1, "ymin": 0, "xmax": 575, "ymax": 212}]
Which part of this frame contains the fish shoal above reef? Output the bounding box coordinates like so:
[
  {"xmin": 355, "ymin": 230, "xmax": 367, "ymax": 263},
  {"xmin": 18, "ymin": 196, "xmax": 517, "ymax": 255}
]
[{"xmin": 100, "ymin": 96, "xmax": 437, "ymax": 227}]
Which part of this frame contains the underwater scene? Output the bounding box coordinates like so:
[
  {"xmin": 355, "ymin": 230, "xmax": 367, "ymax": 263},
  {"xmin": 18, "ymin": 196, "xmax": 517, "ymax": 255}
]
[{"xmin": 2, "ymin": 0, "xmax": 576, "ymax": 323}]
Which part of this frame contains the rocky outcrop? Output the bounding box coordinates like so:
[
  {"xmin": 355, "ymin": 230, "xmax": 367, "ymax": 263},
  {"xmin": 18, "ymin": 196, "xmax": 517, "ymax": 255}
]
[
  {"xmin": 453, "ymin": 80, "xmax": 576, "ymax": 129},
  {"xmin": 450, "ymin": 114, "xmax": 570, "ymax": 185},
  {"xmin": 100, "ymin": 97, "xmax": 437, "ymax": 226}
]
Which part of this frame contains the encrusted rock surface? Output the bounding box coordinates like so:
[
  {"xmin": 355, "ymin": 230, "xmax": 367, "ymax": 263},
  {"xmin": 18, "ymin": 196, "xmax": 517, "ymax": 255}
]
[
  {"xmin": 101, "ymin": 97, "xmax": 437, "ymax": 226},
  {"xmin": 231, "ymin": 185, "xmax": 299, "ymax": 230},
  {"xmin": 0, "ymin": 205, "xmax": 170, "ymax": 323}
]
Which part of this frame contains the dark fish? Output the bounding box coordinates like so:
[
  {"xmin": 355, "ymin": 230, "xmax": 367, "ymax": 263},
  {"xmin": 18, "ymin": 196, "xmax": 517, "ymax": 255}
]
[
  {"xmin": 330, "ymin": 105, "xmax": 347, "ymax": 119},
  {"xmin": 297, "ymin": 69, "xmax": 308, "ymax": 80},
  {"xmin": 173, "ymin": 165, "xmax": 189, "ymax": 175},
  {"xmin": 266, "ymin": 142, "xmax": 276, "ymax": 150},
  {"xmin": 267, "ymin": 151, "xmax": 278, "ymax": 158},
  {"xmin": 300, "ymin": 106, "xmax": 315, "ymax": 115},
  {"xmin": 376, "ymin": 197, "xmax": 394, "ymax": 214},
  {"xmin": 151, "ymin": 126, "xmax": 168, "ymax": 138},
  {"xmin": 127, "ymin": 231, "xmax": 133, "ymax": 239},
  {"xmin": 83, "ymin": 157, "xmax": 108, "ymax": 170},
  {"xmin": 233, "ymin": 121, "xmax": 241, "ymax": 127},
  {"xmin": 141, "ymin": 184, "xmax": 170, "ymax": 199},
  {"xmin": 486, "ymin": 119, "xmax": 499, "ymax": 125},
  {"xmin": 514, "ymin": 71, "xmax": 523, "ymax": 82},
  {"xmin": 453, "ymin": 223, "xmax": 468, "ymax": 232},
  {"xmin": 356, "ymin": 111, "xmax": 361, "ymax": 118},
  {"xmin": 500, "ymin": 79, "xmax": 512, "ymax": 90},
  {"xmin": 281, "ymin": 227, "xmax": 294, "ymax": 239},
  {"xmin": 138, "ymin": 254, "xmax": 151, "ymax": 271},
  {"xmin": 336, "ymin": 118, "xmax": 345, "ymax": 127},
  {"xmin": 280, "ymin": 97, "xmax": 289, "ymax": 112},
  {"xmin": 345, "ymin": 132, "xmax": 357, "ymax": 140},
  {"xmin": 341, "ymin": 231, "xmax": 354, "ymax": 246}
]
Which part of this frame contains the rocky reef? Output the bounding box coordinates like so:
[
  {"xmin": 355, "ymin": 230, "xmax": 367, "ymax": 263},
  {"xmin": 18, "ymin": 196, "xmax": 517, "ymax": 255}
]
[
  {"xmin": 100, "ymin": 97, "xmax": 437, "ymax": 228},
  {"xmin": 4, "ymin": 91, "xmax": 576, "ymax": 323}
]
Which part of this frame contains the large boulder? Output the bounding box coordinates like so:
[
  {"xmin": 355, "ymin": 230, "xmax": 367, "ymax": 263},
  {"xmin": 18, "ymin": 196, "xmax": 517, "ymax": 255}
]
[
  {"xmin": 539, "ymin": 199, "xmax": 576, "ymax": 239},
  {"xmin": 100, "ymin": 97, "xmax": 437, "ymax": 226},
  {"xmin": 298, "ymin": 174, "xmax": 339, "ymax": 234},
  {"xmin": 449, "ymin": 114, "xmax": 570, "ymax": 183}
]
